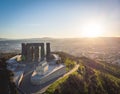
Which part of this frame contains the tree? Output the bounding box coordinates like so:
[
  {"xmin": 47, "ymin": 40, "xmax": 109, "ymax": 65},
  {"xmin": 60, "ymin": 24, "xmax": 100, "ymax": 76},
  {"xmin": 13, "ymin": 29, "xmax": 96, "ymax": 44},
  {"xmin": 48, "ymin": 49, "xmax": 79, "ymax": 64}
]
[{"xmin": 0, "ymin": 58, "xmax": 18, "ymax": 94}]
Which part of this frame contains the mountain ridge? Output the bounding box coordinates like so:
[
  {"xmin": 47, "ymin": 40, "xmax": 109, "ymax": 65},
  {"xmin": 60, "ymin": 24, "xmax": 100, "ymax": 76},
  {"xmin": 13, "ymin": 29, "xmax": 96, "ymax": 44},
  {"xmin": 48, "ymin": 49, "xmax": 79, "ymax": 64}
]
[{"xmin": 45, "ymin": 52, "xmax": 120, "ymax": 94}]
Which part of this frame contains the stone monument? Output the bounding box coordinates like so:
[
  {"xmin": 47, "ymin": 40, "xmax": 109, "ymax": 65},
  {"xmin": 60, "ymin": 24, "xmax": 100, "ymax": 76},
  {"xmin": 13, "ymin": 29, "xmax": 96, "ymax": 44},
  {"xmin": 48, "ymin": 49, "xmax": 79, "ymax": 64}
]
[{"xmin": 21, "ymin": 43, "xmax": 51, "ymax": 62}]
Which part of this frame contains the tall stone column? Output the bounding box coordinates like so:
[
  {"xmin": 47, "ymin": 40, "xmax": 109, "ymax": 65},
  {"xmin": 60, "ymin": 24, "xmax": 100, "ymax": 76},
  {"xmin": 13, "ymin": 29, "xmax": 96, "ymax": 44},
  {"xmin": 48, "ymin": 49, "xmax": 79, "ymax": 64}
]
[
  {"xmin": 31, "ymin": 46, "xmax": 34, "ymax": 61},
  {"xmin": 21, "ymin": 43, "xmax": 27, "ymax": 59},
  {"xmin": 29, "ymin": 46, "xmax": 34, "ymax": 62},
  {"xmin": 41, "ymin": 44, "xmax": 45, "ymax": 61},
  {"xmin": 34, "ymin": 46, "xmax": 39, "ymax": 62},
  {"xmin": 26, "ymin": 45, "xmax": 31, "ymax": 61},
  {"xmin": 32, "ymin": 46, "xmax": 36, "ymax": 62},
  {"xmin": 46, "ymin": 43, "xmax": 51, "ymax": 60}
]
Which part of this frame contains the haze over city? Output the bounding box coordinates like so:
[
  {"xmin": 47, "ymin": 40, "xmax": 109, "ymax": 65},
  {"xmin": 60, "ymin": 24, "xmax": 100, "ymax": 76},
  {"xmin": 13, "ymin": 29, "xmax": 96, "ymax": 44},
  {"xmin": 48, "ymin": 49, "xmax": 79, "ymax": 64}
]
[{"xmin": 0, "ymin": 0, "xmax": 120, "ymax": 39}]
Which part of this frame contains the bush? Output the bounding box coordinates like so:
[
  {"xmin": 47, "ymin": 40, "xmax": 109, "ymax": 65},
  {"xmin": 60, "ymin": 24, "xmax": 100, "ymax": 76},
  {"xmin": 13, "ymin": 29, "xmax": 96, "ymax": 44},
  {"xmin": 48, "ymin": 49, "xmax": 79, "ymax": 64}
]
[
  {"xmin": 64, "ymin": 58, "xmax": 76, "ymax": 71},
  {"xmin": 0, "ymin": 57, "xmax": 18, "ymax": 94}
]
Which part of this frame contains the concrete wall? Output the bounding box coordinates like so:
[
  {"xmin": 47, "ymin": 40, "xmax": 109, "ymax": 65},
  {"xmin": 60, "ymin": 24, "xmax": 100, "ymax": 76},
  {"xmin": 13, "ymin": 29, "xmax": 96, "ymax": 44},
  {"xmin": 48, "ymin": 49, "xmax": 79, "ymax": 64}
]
[
  {"xmin": 31, "ymin": 66, "xmax": 66, "ymax": 85},
  {"xmin": 14, "ymin": 71, "xmax": 24, "ymax": 86}
]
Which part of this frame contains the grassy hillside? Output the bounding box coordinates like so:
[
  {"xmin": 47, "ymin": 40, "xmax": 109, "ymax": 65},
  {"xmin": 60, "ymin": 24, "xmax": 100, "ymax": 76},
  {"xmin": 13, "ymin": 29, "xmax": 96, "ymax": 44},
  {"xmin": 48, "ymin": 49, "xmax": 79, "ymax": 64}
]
[{"xmin": 45, "ymin": 52, "xmax": 120, "ymax": 94}]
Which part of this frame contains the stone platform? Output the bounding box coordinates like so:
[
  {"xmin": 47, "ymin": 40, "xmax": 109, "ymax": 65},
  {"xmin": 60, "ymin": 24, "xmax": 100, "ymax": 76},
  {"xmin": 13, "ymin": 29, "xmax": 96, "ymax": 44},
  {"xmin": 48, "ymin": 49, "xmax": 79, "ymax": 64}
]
[{"xmin": 31, "ymin": 64, "xmax": 66, "ymax": 85}]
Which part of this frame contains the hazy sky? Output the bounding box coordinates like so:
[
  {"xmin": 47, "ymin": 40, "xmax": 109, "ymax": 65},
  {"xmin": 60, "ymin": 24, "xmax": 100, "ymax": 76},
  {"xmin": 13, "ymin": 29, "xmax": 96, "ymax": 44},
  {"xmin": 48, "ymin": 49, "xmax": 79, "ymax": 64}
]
[{"xmin": 0, "ymin": 0, "xmax": 120, "ymax": 39}]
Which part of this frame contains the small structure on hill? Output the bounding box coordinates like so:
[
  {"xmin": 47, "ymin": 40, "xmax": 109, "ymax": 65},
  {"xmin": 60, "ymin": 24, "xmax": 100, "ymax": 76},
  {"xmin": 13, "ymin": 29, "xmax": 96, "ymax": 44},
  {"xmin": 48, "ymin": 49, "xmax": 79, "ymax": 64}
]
[
  {"xmin": 31, "ymin": 57, "xmax": 66, "ymax": 85},
  {"xmin": 36, "ymin": 59, "xmax": 49, "ymax": 75},
  {"xmin": 21, "ymin": 43, "xmax": 50, "ymax": 62}
]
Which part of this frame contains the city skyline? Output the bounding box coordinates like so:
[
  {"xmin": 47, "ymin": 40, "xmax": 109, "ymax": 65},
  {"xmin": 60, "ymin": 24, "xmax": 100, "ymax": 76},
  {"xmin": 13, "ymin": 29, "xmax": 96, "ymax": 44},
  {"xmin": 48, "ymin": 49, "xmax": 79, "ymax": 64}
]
[{"xmin": 0, "ymin": 0, "xmax": 120, "ymax": 39}]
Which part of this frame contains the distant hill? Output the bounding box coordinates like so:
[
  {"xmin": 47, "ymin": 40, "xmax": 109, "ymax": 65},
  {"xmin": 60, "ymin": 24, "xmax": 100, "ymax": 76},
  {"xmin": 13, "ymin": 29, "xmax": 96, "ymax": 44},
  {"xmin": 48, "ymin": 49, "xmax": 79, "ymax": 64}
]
[
  {"xmin": 0, "ymin": 37, "xmax": 53, "ymax": 41},
  {"xmin": 0, "ymin": 38, "xmax": 9, "ymax": 41},
  {"xmin": 45, "ymin": 52, "xmax": 120, "ymax": 94}
]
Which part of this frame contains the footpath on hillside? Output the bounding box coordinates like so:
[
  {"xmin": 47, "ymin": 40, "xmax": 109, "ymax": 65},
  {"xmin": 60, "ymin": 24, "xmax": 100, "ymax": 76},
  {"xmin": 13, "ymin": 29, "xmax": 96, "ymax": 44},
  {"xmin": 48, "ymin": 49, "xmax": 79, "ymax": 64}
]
[{"xmin": 36, "ymin": 64, "xmax": 80, "ymax": 94}]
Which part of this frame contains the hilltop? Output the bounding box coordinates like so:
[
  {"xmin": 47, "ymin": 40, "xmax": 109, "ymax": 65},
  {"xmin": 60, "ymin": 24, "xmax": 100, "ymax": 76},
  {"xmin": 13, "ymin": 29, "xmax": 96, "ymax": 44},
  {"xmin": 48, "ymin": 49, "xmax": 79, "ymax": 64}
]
[
  {"xmin": 1, "ymin": 52, "xmax": 120, "ymax": 94},
  {"xmin": 45, "ymin": 52, "xmax": 120, "ymax": 94}
]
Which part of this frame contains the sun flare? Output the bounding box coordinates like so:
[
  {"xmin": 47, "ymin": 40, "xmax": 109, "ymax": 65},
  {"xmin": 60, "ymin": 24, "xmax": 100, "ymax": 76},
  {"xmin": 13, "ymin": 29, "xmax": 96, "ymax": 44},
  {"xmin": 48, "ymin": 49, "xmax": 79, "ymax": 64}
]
[{"xmin": 81, "ymin": 21, "xmax": 104, "ymax": 37}]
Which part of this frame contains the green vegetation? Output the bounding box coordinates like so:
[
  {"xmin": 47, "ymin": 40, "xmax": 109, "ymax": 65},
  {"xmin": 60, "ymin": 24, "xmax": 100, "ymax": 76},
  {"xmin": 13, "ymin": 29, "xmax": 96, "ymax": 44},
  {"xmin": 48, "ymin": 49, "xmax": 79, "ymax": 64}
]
[
  {"xmin": 64, "ymin": 58, "xmax": 76, "ymax": 71},
  {"xmin": 45, "ymin": 75, "xmax": 68, "ymax": 94},
  {"xmin": 45, "ymin": 52, "xmax": 120, "ymax": 94},
  {"xmin": 21, "ymin": 55, "xmax": 26, "ymax": 61},
  {"xmin": 0, "ymin": 53, "xmax": 18, "ymax": 94},
  {"xmin": 45, "ymin": 52, "xmax": 77, "ymax": 94},
  {"xmin": 54, "ymin": 51, "xmax": 76, "ymax": 71}
]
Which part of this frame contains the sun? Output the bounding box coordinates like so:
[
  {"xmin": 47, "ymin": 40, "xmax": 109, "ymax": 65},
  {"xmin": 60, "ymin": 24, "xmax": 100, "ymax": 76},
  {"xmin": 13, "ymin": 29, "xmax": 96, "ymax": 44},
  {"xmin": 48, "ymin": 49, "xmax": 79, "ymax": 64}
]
[{"xmin": 81, "ymin": 21, "xmax": 104, "ymax": 37}]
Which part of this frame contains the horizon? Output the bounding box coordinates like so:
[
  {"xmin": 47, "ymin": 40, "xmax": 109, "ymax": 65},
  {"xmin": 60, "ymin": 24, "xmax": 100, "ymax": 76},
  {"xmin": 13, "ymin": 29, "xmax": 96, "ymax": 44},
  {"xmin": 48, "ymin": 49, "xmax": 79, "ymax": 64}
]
[
  {"xmin": 1, "ymin": 36, "xmax": 120, "ymax": 40},
  {"xmin": 0, "ymin": 0, "xmax": 120, "ymax": 39}
]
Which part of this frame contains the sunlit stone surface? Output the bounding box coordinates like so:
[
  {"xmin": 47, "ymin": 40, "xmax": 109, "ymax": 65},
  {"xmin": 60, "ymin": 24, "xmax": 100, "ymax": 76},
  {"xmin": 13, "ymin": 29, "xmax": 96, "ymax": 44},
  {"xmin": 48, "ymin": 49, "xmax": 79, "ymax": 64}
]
[{"xmin": 31, "ymin": 58, "xmax": 66, "ymax": 85}]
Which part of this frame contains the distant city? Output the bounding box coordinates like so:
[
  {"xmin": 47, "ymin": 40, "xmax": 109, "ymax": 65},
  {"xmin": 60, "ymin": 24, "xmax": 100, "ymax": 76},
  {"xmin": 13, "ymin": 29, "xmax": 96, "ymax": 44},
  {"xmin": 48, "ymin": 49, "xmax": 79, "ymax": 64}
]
[{"xmin": 1, "ymin": 37, "xmax": 120, "ymax": 65}]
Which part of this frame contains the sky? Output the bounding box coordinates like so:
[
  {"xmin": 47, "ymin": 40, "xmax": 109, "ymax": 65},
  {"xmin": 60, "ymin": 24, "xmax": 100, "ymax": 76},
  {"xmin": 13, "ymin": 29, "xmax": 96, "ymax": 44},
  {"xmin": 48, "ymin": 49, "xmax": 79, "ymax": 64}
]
[{"xmin": 0, "ymin": 0, "xmax": 120, "ymax": 39}]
